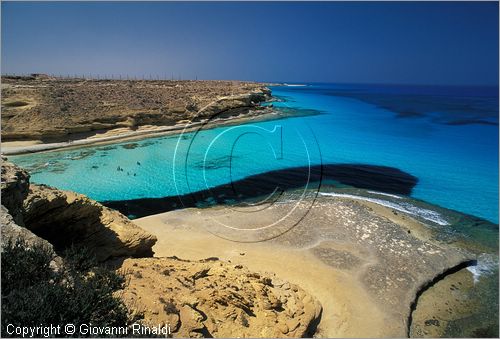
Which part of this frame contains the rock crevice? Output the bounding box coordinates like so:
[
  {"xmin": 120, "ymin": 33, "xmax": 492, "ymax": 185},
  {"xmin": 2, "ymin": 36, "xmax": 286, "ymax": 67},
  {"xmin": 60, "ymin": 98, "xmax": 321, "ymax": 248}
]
[{"xmin": 406, "ymin": 259, "xmax": 478, "ymax": 337}]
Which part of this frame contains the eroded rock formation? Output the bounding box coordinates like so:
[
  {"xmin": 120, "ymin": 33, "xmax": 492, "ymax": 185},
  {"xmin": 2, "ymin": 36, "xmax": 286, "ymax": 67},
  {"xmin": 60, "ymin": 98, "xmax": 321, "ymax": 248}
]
[
  {"xmin": 22, "ymin": 184, "xmax": 157, "ymax": 261},
  {"xmin": 117, "ymin": 256, "xmax": 322, "ymax": 338},
  {"xmin": 136, "ymin": 190, "xmax": 485, "ymax": 337},
  {"xmin": 1, "ymin": 157, "xmax": 30, "ymax": 224},
  {"xmin": 196, "ymin": 90, "xmax": 272, "ymax": 121},
  {"xmin": 1, "ymin": 77, "xmax": 271, "ymax": 140},
  {"xmin": 1, "ymin": 205, "xmax": 53, "ymax": 251},
  {"xmin": 1, "ymin": 159, "xmax": 157, "ymax": 261}
]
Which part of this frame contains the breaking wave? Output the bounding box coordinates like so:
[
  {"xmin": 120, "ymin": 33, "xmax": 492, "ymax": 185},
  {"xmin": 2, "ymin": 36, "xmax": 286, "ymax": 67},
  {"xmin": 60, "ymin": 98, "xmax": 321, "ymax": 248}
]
[{"xmin": 320, "ymin": 192, "xmax": 449, "ymax": 225}]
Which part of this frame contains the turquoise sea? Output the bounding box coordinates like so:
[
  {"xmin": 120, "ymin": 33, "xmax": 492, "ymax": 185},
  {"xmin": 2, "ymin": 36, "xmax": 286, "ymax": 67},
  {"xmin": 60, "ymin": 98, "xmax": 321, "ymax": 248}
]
[
  {"xmin": 7, "ymin": 82, "xmax": 499, "ymax": 338},
  {"xmin": 10, "ymin": 83, "xmax": 499, "ymax": 224}
]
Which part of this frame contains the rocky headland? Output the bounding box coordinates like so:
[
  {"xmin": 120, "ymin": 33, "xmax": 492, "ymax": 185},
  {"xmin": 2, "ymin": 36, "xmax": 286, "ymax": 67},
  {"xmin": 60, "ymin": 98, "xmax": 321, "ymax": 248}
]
[{"xmin": 1, "ymin": 76, "xmax": 272, "ymax": 142}]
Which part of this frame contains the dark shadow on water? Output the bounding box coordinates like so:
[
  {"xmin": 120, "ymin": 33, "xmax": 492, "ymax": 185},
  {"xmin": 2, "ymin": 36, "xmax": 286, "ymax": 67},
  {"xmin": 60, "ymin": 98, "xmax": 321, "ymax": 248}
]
[{"xmin": 102, "ymin": 163, "xmax": 418, "ymax": 218}]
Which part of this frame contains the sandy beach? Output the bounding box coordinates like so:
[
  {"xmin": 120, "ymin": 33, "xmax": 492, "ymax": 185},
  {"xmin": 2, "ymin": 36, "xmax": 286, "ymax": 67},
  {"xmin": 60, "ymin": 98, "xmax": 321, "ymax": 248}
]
[
  {"xmin": 133, "ymin": 193, "xmax": 482, "ymax": 337},
  {"xmin": 134, "ymin": 208, "xmax": 391, "ymax": 337},
  {"xmin": 1, "ymin": 110, "xmax": 281, "ymax": 155}
]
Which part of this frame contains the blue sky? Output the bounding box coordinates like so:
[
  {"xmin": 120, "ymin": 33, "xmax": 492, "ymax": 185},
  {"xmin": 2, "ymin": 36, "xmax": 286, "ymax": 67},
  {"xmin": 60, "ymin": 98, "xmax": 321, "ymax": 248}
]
[{"xmin": 1, "ymin": 1, "xmax": 498, "ymax": 85}]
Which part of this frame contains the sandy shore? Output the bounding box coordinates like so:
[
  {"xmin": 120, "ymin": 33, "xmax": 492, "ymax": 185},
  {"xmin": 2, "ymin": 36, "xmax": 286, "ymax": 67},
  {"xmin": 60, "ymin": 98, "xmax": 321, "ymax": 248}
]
[
  {"xmin": 135, "ymin": 209, "xmax": 391, "ymax": 337},
  {"xmin": 1, "ymin": 108, "xmax": 287, "ymax": 155},
  {"xmin": 1, "ymin": 122, "xmax": 204, "ymax": 155},
  {"xmin": 133, "ymin": 193, "xmax": 479, "ymax": 337}
]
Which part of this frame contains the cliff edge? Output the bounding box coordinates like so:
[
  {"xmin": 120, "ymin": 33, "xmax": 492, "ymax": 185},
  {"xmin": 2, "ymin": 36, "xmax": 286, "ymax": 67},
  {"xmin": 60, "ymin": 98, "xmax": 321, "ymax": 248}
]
[{"xmin": 1, "ymin": 77, "xmax": 271, "ymax": 141}]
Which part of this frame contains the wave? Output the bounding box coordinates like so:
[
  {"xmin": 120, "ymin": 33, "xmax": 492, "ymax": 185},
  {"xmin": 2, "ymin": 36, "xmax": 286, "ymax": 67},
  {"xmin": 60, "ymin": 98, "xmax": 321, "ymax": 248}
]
[
  {"xmin": 367, "ymin": 191, "xmax": 402, "ymax": 199},
  {"xmin": 466, "ymin": 253, "xmax": 498, "ymax": 283},
  {"xmin": 319, "ymin": 192, "xmax": 449, "ymax": 225}
]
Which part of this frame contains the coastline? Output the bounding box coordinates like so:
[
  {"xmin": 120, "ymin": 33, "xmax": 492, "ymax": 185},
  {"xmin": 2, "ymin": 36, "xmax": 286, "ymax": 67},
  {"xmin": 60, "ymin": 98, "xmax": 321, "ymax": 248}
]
[
  {"xmin": 2, "ymin": 2, "xmax": 497, "ymax": 337},
  {"xmin": 133, "ymin": 202, "xmax": 397, "ymax": 337},
  {"xmin": 1, "ymin": 77, "xmax": 276, "ymax": 155},
  {"xmin": 1, "ymin": 105, "xmax": 305, "ymax": 156},
  {"xmin": 132, "ymin": 191, "xmax": 496, "ymax": 337},
  {"xmin": 2, "ymin": 152, "xmax": 497, "ymax": 337},
  {"xmin": 3, "ymin": 77, "xmax": 497, "ymax": 337}
]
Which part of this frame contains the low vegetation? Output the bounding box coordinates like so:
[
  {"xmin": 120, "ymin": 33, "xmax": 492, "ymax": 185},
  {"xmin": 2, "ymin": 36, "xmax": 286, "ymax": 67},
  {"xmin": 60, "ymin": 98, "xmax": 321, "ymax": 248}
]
[{"xmin": 1, "ymin": 239, "xmax": 135, "ymax": 337}]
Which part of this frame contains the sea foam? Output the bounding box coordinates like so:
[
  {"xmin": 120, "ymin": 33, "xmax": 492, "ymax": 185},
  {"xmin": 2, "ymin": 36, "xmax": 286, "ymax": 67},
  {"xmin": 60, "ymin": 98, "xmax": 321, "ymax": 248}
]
[
  {"xmin": 466, "ymin": 253, "xmax": 498, "ymax": 283},
  {"xmin": 320, "ymin": 192, "xmax": 449, "ymax": 225},
  {"xmin": 367, "ymin": 191, "xmax": 402, "ymax": 199}
]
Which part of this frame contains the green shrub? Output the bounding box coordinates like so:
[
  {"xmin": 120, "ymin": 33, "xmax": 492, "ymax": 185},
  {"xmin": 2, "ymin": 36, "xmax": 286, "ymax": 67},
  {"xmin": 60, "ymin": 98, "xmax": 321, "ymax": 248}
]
[{"xmin": 1, "ymin": 239, "xmax": 134, "ymax": 337}]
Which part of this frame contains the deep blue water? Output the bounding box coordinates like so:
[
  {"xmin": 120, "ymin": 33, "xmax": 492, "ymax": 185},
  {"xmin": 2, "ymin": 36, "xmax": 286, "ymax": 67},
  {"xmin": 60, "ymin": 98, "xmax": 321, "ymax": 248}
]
[{"xmin": 10, "ymin": 83, "xmax": 499, "ymax": 223}]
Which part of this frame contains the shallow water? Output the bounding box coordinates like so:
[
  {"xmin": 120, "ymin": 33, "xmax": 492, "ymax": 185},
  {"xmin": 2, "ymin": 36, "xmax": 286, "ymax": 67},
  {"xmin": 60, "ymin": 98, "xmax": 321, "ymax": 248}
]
[{"xmin": 10, "ymin": 83, "xmax": 499, "ymax": 223}]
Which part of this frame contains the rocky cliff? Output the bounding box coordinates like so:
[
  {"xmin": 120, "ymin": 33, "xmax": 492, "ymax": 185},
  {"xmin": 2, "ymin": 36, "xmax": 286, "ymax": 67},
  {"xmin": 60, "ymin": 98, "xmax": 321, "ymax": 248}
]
[
  {"xmin": 1, "ymin": 158, "xmax": 157, "ymax": 260},
  {"xmin": 1, "ymin": 77, "xmax": 271, "ymax": 141},
  {"xmin": 0, "ymin": 159, "xmax": 30, "ymax": 225},
  {"xmin": 22, "ymin": 184, "xmax": 158, "ymax": 261},
  {"xmin": 1, "ymin": 205, "xmax": 54, "ymax": 252}
]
